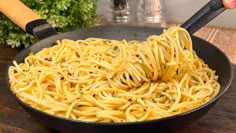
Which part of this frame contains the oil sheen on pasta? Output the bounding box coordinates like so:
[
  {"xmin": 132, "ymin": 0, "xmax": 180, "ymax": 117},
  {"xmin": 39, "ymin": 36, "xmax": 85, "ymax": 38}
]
[{"xmin": 8, "ymin": 27, "xmax": 220, "ymax": 123}]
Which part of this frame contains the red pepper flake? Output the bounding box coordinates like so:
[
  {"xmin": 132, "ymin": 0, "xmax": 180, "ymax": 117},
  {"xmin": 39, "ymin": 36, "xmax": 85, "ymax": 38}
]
[
  {"xmin": 143, "ymin": 109, "xmax": 147, "ymax": 112},
  {"xmin": 92, "ymin": 94, "xmax": 96, "ymax": 97},
  {"xmin": 135, "ymin": 54, "xmax": 139, "ymax": 57},
  {"xmin": 128, "ymin": 98, "xmax": 132, "ymax": 102},
  {"xmin": 44, "ymin": 58, "xmax": 51, "ymax": 61},
  {"xmin": 61, "ymin": 77, "xmax": 64, "ymax": 80}
]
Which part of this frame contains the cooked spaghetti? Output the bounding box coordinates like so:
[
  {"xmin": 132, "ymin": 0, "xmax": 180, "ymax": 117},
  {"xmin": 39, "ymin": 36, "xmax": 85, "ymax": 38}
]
[{"xmin": 8, "ymin": 27, "xmax": 220, "ymax": 122}]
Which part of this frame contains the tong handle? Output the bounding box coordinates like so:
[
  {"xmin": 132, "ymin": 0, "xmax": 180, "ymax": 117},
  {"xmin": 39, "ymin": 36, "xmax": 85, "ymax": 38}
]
[
  {"xmin": 181, "ymin": 0, "xmax": 226, "ymax": 34},
  {"xmin": 0, "ymin": 0, "xmax": 41, "ymax": 31}
]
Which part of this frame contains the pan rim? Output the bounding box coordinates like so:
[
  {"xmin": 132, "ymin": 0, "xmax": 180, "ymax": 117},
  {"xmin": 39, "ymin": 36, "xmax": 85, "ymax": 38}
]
[{"xmin": 4, "ymin": 25, "xmax": 234, "ymax": 126}]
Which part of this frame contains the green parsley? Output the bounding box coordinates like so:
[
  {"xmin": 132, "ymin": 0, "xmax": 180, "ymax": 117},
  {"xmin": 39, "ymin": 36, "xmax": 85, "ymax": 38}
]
[
  {"xmin": 176, "ymin": 69, "xmax": 179, "ymax": 75},
  {"xmin": 164, "ymin": 64, "xmax": 167, "ymax": 69},
  {"xmin": 140, "ymin": 113, "xmax": 146, "ymax": 117},
  {"xmin": 73, "ymin": 105, "xmax": 82, "ymax": 110},
  {"xmin": 160, "ymin": 94, "xmax": 166, "ymax": 98},
  {"xmin": 171, "ymin": 99, "xmax": 175, "ymax": 102},
  {"xmin": 139, "ymin": 57, "xmax": 143, "ymax": 62},
  {"xmin": 152, "ymin": 98, "xmax": 156, "ymax": 103},
  {"xmin": 103, "ymin": 40, "xmax": 111, "ymax": 44},
  {"xmin": 0, "ymin": 0, "xmax": 97, "ymax": 48},
  {"xmin": 113, "ymin": 45, "xmax": 118, "ymax": 50}
]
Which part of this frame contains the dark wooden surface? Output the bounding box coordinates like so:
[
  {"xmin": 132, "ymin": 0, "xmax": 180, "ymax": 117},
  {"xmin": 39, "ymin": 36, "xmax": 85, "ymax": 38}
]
[{"xmin": 0, "ymin": 27, "xmax": 236, "ymax": 133}]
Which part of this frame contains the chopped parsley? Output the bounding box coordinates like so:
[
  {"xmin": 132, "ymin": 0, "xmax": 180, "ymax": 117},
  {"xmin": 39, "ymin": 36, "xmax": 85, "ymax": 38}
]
[
  {"xmin": 164, "ymin": 64, "xmax": 167, "ymax": 69},
  {"xmin": 176, "ymin": 69, "xmax": 179, "ymax": 75},
  {"xmin": 73, "ymin": 105, "xmax": 82, "ymax": 110},
  {"xmin": 152, "ymin": 98, "xmax": 156, "ymax": 103},
  {"xmin": 113, "ymin": 45, "xmax": 118, "ymax": 50},
  {"xmin": 139, "ymin": 57, "xmax": 143, "ymax": 62},
  {"xmin": 103, "ymin": 40, "xmax": 111, "ymax": 44}
]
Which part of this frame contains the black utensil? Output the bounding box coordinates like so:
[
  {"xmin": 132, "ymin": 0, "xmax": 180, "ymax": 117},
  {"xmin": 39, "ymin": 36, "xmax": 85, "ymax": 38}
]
[{"xmin": 181, "ymin": 0, "xmax": 226, "ymax": 34}]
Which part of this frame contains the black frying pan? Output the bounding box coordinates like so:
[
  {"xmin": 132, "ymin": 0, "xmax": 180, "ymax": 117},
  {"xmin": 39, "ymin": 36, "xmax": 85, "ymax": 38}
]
[{"xmin": 1, "ymin": 0, "xmax": 234, "ymax": 132}]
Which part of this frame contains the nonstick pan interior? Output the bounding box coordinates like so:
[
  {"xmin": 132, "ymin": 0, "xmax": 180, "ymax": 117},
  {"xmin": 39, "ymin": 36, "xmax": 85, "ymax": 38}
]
[{"xmin": 5, "ymin": 26, "xmax": 234, "ymax": 133}]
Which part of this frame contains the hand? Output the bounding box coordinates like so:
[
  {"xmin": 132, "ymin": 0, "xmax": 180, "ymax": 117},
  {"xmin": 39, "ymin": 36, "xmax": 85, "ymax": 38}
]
[{"xmin": 223, "ymin": 0, "xmax": 236, "ymax": 9}]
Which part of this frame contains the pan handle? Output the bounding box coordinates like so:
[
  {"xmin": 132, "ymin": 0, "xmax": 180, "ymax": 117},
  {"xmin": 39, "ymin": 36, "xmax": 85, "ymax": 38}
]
[
  {"xmin": 181, "ymin": 0, "xmax": 226, "ymax": 34},
  {"xmin": 0, "ymin": 0, "xmax": 56, "ymax": 40}
]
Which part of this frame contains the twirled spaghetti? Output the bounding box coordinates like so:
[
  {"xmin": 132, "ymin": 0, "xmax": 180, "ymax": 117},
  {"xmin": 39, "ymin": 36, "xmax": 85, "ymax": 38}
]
[{"xmin": 8, "ymin": 27, "xmax": 220, "ymax": 122}]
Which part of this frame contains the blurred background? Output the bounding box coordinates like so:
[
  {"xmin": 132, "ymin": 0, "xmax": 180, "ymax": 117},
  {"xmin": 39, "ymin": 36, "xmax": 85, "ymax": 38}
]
[{"xmin": 97, "ymin": 0, "xmax": 236, "ymax": 28}]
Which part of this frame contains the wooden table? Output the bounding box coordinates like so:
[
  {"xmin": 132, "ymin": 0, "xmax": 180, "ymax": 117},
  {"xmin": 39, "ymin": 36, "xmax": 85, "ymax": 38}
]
[{"xmin": 0, "ymin": 26, "xmax": 236, "ymax": 133}]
